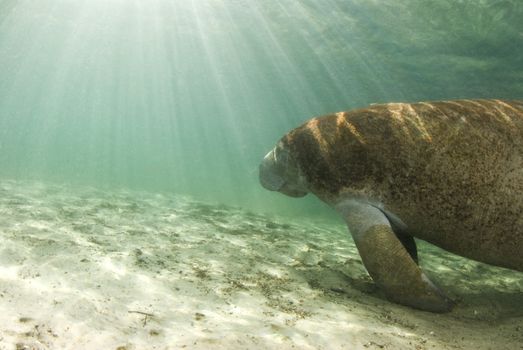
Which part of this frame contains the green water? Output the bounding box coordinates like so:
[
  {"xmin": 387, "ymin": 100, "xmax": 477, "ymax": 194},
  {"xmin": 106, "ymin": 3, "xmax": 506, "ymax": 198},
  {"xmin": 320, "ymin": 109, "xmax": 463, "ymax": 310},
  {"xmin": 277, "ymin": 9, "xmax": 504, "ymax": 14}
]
[{"xmin": 0, "ymin": 0, "xmax": 522, "ymax": 217}]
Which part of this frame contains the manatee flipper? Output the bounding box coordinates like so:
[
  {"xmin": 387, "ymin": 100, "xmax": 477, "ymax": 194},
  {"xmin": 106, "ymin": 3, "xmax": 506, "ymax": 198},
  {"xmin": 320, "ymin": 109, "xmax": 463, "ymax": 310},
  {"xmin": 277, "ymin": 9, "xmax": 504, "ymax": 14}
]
[
  {"xmin": 381, "ymin": 209, "xmax": 419, "ymax": 264},
  {"xmin": 336, "ymin": 200, "xmax": 454, "ymax": 312},
  {"xmin": 393, "ymin": 230, "xmax": 418, "ymax": 264}
]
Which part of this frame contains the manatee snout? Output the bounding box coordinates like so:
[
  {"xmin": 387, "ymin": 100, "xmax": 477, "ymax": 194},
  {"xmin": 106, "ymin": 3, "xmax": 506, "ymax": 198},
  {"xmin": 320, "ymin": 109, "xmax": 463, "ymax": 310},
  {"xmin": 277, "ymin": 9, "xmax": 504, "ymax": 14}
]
[
  {"xmin": 259, "ymin": 149, "xmax": 285, "ymax": 191},
  {"xmin": 259, "ymin": 145, "xmax": 308, "ymax": 198}
]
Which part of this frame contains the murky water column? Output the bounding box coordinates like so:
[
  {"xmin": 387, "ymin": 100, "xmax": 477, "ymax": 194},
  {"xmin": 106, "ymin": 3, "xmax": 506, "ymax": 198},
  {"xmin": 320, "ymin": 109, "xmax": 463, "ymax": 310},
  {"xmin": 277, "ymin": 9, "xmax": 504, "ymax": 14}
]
[{"xmin": 0, "ymin": 0, "xmax": 521, "ymax": 217}]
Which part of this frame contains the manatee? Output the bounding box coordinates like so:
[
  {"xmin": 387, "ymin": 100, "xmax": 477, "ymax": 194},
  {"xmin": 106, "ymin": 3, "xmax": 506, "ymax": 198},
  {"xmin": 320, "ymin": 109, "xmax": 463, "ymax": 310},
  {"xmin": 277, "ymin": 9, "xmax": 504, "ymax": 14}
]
[{"xmin": 259, "ymin": 99, "xmax": 523, "ymax": 312}]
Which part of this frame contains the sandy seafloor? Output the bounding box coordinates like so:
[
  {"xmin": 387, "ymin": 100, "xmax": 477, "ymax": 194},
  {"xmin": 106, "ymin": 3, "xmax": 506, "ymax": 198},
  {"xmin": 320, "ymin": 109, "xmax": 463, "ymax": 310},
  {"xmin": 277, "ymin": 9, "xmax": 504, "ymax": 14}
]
[{"xmin": 0, "ymin": 181, "xmax": 521, "ymax": 350}]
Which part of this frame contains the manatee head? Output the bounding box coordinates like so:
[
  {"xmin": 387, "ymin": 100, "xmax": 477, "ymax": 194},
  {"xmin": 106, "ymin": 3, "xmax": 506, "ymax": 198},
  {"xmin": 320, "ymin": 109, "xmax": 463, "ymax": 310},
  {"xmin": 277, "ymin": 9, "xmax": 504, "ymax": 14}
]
[{"xmin": 259, "ymin": 140, "xmax": 308, "ymax": 198}]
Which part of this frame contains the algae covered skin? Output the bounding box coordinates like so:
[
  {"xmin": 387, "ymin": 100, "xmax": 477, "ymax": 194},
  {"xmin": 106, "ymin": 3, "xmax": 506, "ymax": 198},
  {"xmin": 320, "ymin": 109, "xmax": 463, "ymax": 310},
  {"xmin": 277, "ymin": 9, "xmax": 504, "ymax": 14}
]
[{"xmin": 260, "ymin": 99, "xmax": 523, "ymax": 312}]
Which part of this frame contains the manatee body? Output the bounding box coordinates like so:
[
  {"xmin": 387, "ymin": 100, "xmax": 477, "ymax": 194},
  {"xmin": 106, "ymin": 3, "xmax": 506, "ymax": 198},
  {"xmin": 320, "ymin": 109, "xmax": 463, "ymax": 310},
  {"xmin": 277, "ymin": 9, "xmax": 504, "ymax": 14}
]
[{"xmin": 259, "ymin": 99, "xmax": 523, "ymax": 312}]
